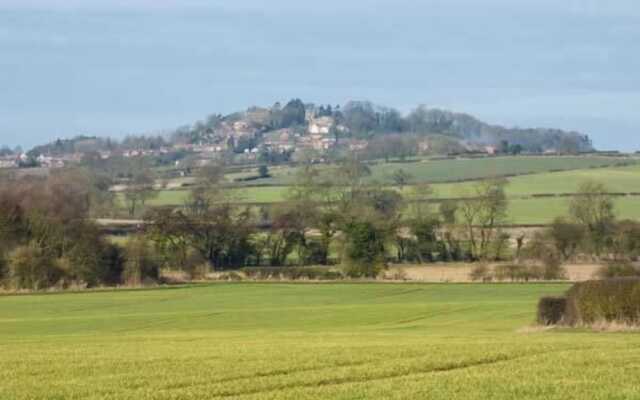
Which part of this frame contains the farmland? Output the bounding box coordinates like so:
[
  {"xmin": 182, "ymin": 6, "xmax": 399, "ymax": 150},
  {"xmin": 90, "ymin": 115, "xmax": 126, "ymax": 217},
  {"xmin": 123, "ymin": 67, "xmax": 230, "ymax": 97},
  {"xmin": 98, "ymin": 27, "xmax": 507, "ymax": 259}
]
[
  {"xmin": 1, "ymin": 283, "xmax": 639, "ymax": 399},
  {"xmin": 231, "ymin": 155, "xmax": 633, "ymax": 186},
  {"xmin": 121, "ymin": 159, "xmax": 640, "ymax": 225}
]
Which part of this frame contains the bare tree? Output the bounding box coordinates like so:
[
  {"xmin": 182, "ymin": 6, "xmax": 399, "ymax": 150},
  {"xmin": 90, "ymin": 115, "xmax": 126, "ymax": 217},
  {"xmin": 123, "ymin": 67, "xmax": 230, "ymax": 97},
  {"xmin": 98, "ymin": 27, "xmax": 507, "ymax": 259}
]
[
  {"xmin": 123, "ymin": 171, "xmax": 157, "ymax": 217},
  {"xmin": 568, "ymin": 180, "xmax": 615, "ymax": 256},
  {"xmin": 458, "ymin": 179, "xmax": 509, "ymax": 260}
]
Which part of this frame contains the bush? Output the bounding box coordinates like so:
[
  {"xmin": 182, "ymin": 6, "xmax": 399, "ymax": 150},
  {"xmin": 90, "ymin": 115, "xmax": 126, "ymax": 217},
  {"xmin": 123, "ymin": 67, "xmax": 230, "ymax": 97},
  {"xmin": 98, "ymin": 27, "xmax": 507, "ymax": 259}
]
[
  {"xmin": 537, "ymin": 296, "xmax": 567, "ymax": 325},
  {"xmin": 0, "ymin": 253, "xmax": 6, "ymax": 284},
  {"xmin": 469, "ymin": 264, "xmax": 492, "ymax": 282},
  {"xmin": 341, "ymin": 220, "xmax": 387, "ymax": 278},
  {"xmin": 565, "ymin": 278, "xmax": 640, "ymax": 326},
  {"xmin": 343, "ymin": 260, "xmax": 385, "ymax": 279},
  {"xmin": 123, "ymin": 236, "xmax": 161, "ymax": 286},
  {"xmin": 494, "ymin": 264, "xmax": 528, "ymax": 282},
  {"xmin": 597, "ymin": 263, "xmax": 640, "ymax": 279},
  {"xmin": 9, "ymin": 243, "xmax": 64, "ymax": 290},
  {"xmin": 216, "ymin": 271, "xmax": 244, "ymax": 281},
  {"xmin": 241, "ymin": 266, "xmax": 343, "ymax": 281},
  {"xmin": 542, "ymin": 263, "xmax": 567, "ymax": 281},
  {"xmin": 492, "ymin": 263, "xmax": 566, "ymax": 282},
  {"xmin": 384, "ymin": 268, "xmax": 408, "ymax": 281}
]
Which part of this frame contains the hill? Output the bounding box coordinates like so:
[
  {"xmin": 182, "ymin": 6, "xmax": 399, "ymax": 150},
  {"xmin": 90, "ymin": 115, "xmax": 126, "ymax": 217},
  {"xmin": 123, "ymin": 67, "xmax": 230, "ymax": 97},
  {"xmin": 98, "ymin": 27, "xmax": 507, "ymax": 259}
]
[{"xmin": 171, "ymin": 100, "xmax": 593, "ymax": 156}]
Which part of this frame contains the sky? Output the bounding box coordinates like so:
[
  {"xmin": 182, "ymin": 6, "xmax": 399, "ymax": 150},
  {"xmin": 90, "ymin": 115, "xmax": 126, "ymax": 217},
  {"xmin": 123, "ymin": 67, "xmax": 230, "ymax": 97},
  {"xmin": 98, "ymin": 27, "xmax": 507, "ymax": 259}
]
[{"xmin": 0, "ymin": 0, "xmax": 638, "ymax": 150}]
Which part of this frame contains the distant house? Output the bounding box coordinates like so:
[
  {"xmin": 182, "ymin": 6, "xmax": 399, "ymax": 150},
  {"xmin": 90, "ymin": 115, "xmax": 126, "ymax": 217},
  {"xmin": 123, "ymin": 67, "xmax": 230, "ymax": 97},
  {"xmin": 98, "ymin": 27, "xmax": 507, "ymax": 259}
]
[
  {"xmin": 233, "ymin": 121, "xmax": 251, "ymax": 133},
  {"xmin": 484, "ymin": 146, "xmax": 497, "ymax": 155},
  {"xmin": 308, "ymin": 116, "xmax": 335, "ymax": 135},
  {"xmin": 316, "ymin": 137, "xmax": 337, "ymax": 151},
  {"xmin": 417, "ymin": 140, "xmax": 431, "ymax": 154},
  {"xmin": 0, "ymin": 157, "xmax": 17, "ymax": 169},
  {"xmin": 36, "ymin": 154, "xmax": 64, "ymax": 168},
  {"xmin": 348, "ymin": 139, "xmax": 368, "ymax": 151}
]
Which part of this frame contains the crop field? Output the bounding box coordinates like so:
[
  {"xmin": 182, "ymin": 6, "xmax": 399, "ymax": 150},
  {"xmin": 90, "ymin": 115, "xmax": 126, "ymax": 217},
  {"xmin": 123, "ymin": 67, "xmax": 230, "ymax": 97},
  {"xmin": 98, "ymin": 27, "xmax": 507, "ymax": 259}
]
[{"xmin": 2, "ymin": 283, "xmax": 639, "ymax": 399}]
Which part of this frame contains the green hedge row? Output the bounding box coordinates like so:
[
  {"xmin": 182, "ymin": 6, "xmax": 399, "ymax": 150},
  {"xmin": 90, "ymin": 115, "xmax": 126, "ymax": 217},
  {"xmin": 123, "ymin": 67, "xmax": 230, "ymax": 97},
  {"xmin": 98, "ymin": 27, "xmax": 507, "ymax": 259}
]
[
  {"xmin": 240, "ymin": 267, "xmax": 344, "ymax": 281},
  {"xmin": 565, "ymin": 278, "xmax": 640, "ymax": 325},
  {"xmin": 537, "ymin": 278, "xmax": 640, "ymax": 326}
]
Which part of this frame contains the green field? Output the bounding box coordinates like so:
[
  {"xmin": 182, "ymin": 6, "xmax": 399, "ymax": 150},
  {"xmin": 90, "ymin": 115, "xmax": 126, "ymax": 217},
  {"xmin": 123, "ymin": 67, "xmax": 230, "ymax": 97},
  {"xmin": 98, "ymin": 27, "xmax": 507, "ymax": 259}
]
[
  {"xmin": 147, "ymin": 163, "xmax": 640, "ymax": 205},
  {"xmin": 233, "ymin": 155, "xmax": 634, "ymax": 186},
  {"xmin": 365, "ymin": 155, "xmax": 633, "ymax": 185},
  {"xmin": 114, "ymin": 158, "xmax": 640, "ymax": 224},
  {"xmin": 2, "ymin": 283, "xmax": 639, "ymax": 399},
  {"xmin": 430, "ymin": 163, "xmax": 640, "ymax": 198}
]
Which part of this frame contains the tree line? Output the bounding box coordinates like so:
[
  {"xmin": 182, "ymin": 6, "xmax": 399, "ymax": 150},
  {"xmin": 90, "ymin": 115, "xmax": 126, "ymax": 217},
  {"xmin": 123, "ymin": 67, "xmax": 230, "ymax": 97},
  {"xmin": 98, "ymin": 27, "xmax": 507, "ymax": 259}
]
[{"xmin": 2, "ymin": 159, "xmax": 639, "ymax": 290}]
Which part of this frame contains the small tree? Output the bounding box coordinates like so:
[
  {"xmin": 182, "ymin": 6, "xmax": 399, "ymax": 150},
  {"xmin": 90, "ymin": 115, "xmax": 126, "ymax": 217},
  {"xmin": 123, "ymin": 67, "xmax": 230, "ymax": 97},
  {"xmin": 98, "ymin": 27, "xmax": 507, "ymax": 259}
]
[
  {"xmin": 123, "ymin": 171, "xmax": 157, "ymax": 217},
  {"xmin": 548, "ymin": 217, "xmax": 584, "ymax": 261},
  {"xmin": 609, "ymin": 220, "xmax": 640, "ymax": 261},
  {"xmin": 568, "ymin": 181, "xmax": 615, "ymax": 257},
  {"xmin": 409, "ymin": 216, "xmax": 441, "ymax": 263},
  {"xmin": 266, "ymin": 205, "xmax": 306, "ymax": 266},
  {"xmin": 458, "ymin": 179, "xmax": 509, "ymax": 260},
  {"xmin": 391, "ymin": 169, "xmax": 413, "ymax": 190},
  {"xmin": 9, "ymin": 243, "xmax": 64, "ymax": 290},
  {"xmin": 123, "ymin": 235, "xmax": 160, "ymax": 285},
  {"xmin": 258, "ymin": 165, "xmax": 270, "ymax": 178},
  {"xmin": 145, "ymin": 208, "xmax": 191, "ymax": 275},
  {"xmin": 342, "ymin": 220, "xmax": 388, "ymax": 278}
]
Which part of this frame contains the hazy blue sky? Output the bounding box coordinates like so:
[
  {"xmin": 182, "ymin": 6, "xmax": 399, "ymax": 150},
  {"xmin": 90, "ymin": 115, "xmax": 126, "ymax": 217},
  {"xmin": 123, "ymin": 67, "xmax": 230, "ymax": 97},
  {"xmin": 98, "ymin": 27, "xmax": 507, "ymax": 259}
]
[{"xmin": 1, "ymin": 0, "xmax": 638, "ymax": 150}]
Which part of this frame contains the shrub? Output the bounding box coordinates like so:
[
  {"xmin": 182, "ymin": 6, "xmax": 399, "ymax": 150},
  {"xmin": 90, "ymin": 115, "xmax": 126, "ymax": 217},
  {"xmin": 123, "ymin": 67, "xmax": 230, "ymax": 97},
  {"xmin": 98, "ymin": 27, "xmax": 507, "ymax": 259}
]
[
  {"xmin": 241, "ymin": 266, "xmax": 343, "ymax": 281},
  {"xmin": 9, "ymin": 243, "xmax": 64, "ymax": 290},
  {"xmin": 0, "ymin": 253, "xmax": 6, "ymax": 283},
  {"xmin": 384, "ymin": 268, "xmax": 408, "ymax": 281},
  {"xmin": 341, "ymin": 220, "xmax": 387, "ymax": 278},
  {"xmin": 343, "ymin": 260, "xmax": 385, "ymax": 279},
  {"xmin": 542, "ymin": 263, "xmax": 567, "ymax": 281},
  {"xmin": 216, "ymin": 271, "xmax": 244, "ymax": 281},
  {"xmin": 564, "ymin": 278, "xmax": 640, "ymax": 326},
  {"xmin": 492, "ymin": 263, "xmax": 566, "ymax": 282},
  {"xmin": 494, "ymin": 264, "xmax": 527, "ymax": 282},
  {"xmin": 537, "ymin": 296, "xmax": 567, "ymax": 325},
  {"xmin": 469, "ymin": 264, "xmax": 492, "ymax": 282},
  {"xmin": 123, "ymin": 236, "xmax": 161, "ymax": 286},
  {"xmin": 597, "ymin": 263, "xmax": 640, "ymax": 279}
]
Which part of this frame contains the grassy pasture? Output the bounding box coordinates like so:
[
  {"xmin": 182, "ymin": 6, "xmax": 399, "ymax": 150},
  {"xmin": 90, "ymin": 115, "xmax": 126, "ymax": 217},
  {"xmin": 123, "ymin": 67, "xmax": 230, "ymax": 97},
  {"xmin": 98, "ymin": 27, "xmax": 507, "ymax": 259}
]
[
  {"xmin": 230, "ymin": 155, "xmax": 634, "ymax": 186},
  {"xmin": 429, "ymin": 163, "xmax": 640, "ymax": 198},
  {"xmin": 1, "ymin": 283, "xmax": 639, "ymax": 399},
  {"xmin": 365, "ymin": 155, "xmax": 632, "ymax": 184},
  {"xmin": 114, "ymin": 158, "xmax": 640, "ymax": 224},
  {"xmin": 146, "ymin": 163, "xmax": 640, "ymax": 206}
]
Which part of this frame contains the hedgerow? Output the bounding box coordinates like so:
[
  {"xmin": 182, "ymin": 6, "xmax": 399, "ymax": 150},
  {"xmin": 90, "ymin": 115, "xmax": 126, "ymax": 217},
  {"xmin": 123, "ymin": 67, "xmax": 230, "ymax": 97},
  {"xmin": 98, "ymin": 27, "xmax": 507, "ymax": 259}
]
[{"xmin": 564, "ymin": 278, "xmax": 640, "ymax": 326}]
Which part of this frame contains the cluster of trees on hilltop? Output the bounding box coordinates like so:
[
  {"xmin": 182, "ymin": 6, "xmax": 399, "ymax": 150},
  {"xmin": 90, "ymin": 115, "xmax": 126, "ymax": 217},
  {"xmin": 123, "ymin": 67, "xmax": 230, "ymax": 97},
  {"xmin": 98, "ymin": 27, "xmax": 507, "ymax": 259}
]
[
  {"xmin": 170, "ymin": 99, "xmax": 592, "ymax": 154},
  {"xmin": 340, "ymin": 102, "xmax": 592, "ymax": 153}
]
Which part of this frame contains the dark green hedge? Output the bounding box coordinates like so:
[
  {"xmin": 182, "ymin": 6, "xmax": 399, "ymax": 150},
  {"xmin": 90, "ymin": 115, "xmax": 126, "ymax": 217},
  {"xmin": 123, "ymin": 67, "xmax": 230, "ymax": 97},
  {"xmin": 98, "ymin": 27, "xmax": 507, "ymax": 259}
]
[{"xmin": 537, "ymin": 296, "xmax": 567, "ymax": 325}]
